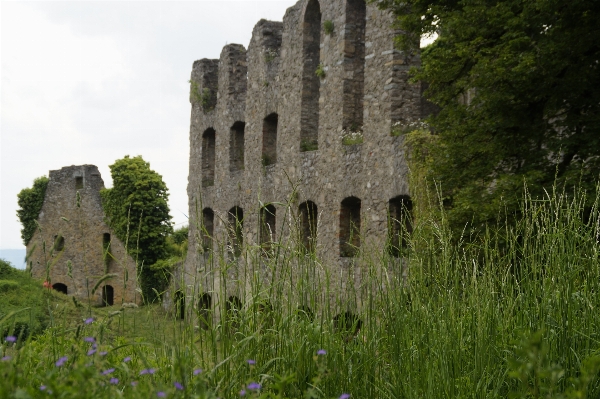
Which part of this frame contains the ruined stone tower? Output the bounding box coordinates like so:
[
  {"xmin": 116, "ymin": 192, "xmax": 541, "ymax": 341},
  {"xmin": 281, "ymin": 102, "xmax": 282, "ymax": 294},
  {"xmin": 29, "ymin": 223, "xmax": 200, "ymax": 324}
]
[
  {"xmin": 27, "ymin": 165, "xmax": 138, "ymax": 306},
  {"xmin": 177, "ymin": 0, "xmax": 428, "ymax": 320}
]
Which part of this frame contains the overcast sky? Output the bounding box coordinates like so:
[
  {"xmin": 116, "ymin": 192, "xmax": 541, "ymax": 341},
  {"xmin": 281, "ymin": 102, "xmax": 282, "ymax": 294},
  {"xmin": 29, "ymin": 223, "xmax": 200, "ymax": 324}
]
[{"xmin": 0, "ymin": 0, "xmax": 298, "ymax": 252}]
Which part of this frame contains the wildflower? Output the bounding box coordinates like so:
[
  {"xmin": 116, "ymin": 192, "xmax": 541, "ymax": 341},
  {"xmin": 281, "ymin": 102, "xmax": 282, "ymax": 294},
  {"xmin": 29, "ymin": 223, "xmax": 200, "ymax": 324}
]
[
  {"xmin": 123, "ymin": 356, "xmax": 131, "ymax": 362},
  {"xmin": 239, "ymin": 389, "xmax": 246, "ymax": 396},
  {"xmin": 102, "ymin": 368, "xmax": 115, "ymax": 375},
  {"xmin": 84, "ymin": 317, "xmax": 94, "ymax": 324},
  {"xmin": 99, "ymin": 351, "xmax": 108, "ymax": 356},
  {"xmin": 157, "ymin": 392, "xmax": 166, "ymax": 398},
  {"xmin": 246, "ymin": 359, "xmax": 256, "ymax": 365},
  {"xmin": 43, "ymin": 281, "xmax": 51, "ymax": 289},
  {"xmin": 193, "ymin": 368, "xmax": 202, "ymax": 375},
  {"xmin": 339, "ymin": 394, "xmax": 351, "ymax": 399},
  {"xmin": 87, "ymin": 349, "xmax": 96, "ymax": 356},
  {"xmin": 1, "ymin": 356, "xmax": 11, "ymax": 361},
  {"xmin": 247, "ymin": 382, "xmax": 261, "ymax": 390},
  {"xmin": 317, "ymin": 349, "xmax": 326, "ymax": 355},
  {"xmin": 5, "ymin": 336, "xmax": 16, "ymax": 343},
  {"xmin": 84, "ymin": 337, "xmax": 95, "ymax": 343},
  {"xmin": 40, "ymin": 385, "xmax": 47, "ymax": 391},
  {"xmin": 140, "ymin": 368, "xmax": 156, "ymax": 375},
  {"xmin": 110, "ymin": 378, "xmax": 119, "ymax": 384},
  {"xmin": 174, "ymin": 382, "xmax": 184, "ymax": 390},
  {"xmin": 55, "ymin": 356, "xmax": 68, "ymax": 367},
  {"xmin": 131, "ymin": 381, "xmax": 138, "ymax": 387}
]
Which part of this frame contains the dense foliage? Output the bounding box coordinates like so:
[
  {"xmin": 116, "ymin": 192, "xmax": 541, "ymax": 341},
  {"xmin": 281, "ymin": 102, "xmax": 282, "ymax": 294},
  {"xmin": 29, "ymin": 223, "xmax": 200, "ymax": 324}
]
[
  {"xmin": 100, "ymin": 156, "xmax": 173, "ymax": 302},
  {"xmin": 16, "ymin": 176, "xmax": 49, "ymax": 245},
  {"xmin": 380, "ymin": 0, "xmax": 600, "ymax": 234}
]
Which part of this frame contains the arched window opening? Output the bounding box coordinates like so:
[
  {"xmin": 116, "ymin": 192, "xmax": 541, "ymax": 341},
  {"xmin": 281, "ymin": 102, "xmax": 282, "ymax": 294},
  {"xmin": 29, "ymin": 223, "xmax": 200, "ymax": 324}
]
[
  {"xmin": 300, "ymin": 0, "xmax": 321, "ymax": 152},
  {"xmin": 52, "ymin": 283, "xmax": 67, "ymax": 295},
  {"xmin": 299, "ymin": 201, "xmax": 318, "ymax": 253},
  {"xmin": 262, "ymin": 113, "xmax": 278, "ymax": 166},
  {"xmin": 202, "ymin": 208, "xmax": 214, "ymax": 252},
  {"xmin": 103, "ymin": 233, "xmax": 113, "ymax": 270},
  {"xmin": 334, "ymin": 311, "xmax": 362, "ymax": 342},
  {"xmin": 198, "ymin": 293, "xmax": 212, "ymax": 330},
  {"xmin": 175, "ymin": 290, "xmax": 185, "ymax": 320},
  {"xmin": 53, "ymin": 235, "xmax": 64, "ymax": 252},
  {"xmin": 228, "ymin": 207, "xmax": 244, "ymax": 257},
  {"xmin": 75, "ymin": 176, "xmax": 83, "ymax": 189},
  {"xmin": 229, "ymin": 122, "xmax": 246, "ymax": 172},
  {"xmin": 340, "ymin": 197, "xmax": 361, "ymax": 257},
  {"xmin": 388, "ymin": 195, "xmax": 413, "ymax": 257},
  {"xmin": 102, "ymin": 285, "xmax": 114, "ymax": 307},
  {"xmin": 342, "ymin": 0, "xmax": 366, "ymax": 131},
  {"xmin": 202, "ymin": 128, "xmax": 216, "ymax": 187},
  {"xmin": 260, "ymin": 204, "xmax": 276, "ymax": 255}
]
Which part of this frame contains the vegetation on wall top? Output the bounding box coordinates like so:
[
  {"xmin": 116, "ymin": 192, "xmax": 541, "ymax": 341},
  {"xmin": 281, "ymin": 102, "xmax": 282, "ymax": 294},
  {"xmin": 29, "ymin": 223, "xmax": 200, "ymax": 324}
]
[{"xmin": 16, "ymin": 176, "xmax": 49, "ymax": 246}]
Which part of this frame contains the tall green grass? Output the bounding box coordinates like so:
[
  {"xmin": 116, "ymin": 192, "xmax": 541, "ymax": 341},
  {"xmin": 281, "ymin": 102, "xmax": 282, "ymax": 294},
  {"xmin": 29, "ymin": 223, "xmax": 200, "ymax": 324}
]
[{"xmin": 3, "ymin": 188, "xmax": 600, "ymax": 398}]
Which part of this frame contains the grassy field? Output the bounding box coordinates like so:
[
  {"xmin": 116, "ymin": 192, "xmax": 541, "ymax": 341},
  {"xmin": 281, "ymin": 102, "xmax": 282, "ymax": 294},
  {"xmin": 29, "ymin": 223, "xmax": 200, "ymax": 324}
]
[{"xmin": 3, "ymin": 190, "xmax": 600, "ymax": 398}]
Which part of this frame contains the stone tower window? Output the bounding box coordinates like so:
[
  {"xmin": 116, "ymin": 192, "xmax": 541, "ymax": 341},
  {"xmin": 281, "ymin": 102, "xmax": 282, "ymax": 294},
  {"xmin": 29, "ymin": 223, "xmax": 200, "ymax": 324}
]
[
  {"xmin": 228, "ymin": 206, "xmax": 244, "ymax": 257},
  {"xmin": 75, "ymin": 176, "xmax": 83, "ymax": 189},
  {"xmin": 102, "ymin": 285, "xmax": 114, "ymax": 306},
  {"xmin": 202, "ymin": 208, "xmax": 214, "ymax": 252},
  {"xmin": 299, "ymin": 201, "xmax": 318, "ymax": 253},
  {"xmin": 103, "ymin": 233, "xmax": 113, "ymax": 270},
  {"xmin": 198, "ymin": 293, "xmax": 212, "ymax": 330},
  {"xmin": 202, "ymin": 128, "xmax": 216, "ymax": 187},
  {"xmin": 229, "ymin": 121, "xmax": 246, "ymax": 172},
  {"xmin": 340, "ymin": 197, "xmax": 361, "ymax": 257},
  {"xmin": 342, "ymin": 0, "xmax": 366, "ymax": 131},
  {"xmin": 262, "ymin": 113, "xmax": 278, "ymax": 165},
  {"xmin": 300, "ymin": 0, "xmax": 321, "ymax": 152},
  {"xmin": 259, "ymin": 204, "xmax": 276, "ymax": 255},
  {"xmin": 52, "ymin": 283, "xmax": 67, "ymax": 295},
  {"xmin": 388, "ymin": 195, "xmax": 413, "ymax": 257},
  {"xmin": 53, "ymin": 235, "xmax": 65, "ymax": 252}
]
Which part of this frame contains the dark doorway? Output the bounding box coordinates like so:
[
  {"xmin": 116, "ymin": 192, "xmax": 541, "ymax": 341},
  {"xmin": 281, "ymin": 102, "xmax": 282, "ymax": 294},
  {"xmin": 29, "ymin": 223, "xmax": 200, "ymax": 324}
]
[
  {"xmin": 102, "ymin": 285, "xmax": 114, "ymax": 306},
  {"xmin": 198, "ymin": 293, "xmax": 212, "ymax": 330},
  {"xmin": 52, "ymin": 283, "xmax": 67, "ymax": 295}
]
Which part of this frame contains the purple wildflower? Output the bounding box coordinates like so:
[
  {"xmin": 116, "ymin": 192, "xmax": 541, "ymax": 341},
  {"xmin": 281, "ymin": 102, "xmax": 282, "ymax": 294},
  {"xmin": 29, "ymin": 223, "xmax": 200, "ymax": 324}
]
[
  {"xmin": 246, "ymin": 359, "xmax": 256, "ymax": 365},
  {"xmin": 131, "ymin": 381, "xmax": 138, "ymax": 387},
  {"xmin": 123, "ymin": 356, "xmax": 131, "ymax": 362},
  {"xmin": 55, "ymin": 356, "xmax": 68, "ymax": 367},
  {"xmin": 84, "ymin": 318, "xmax": 94, "ymax": 324},
  {"xmin": 110, "ymin": 378, "xmax": 119, "ymax": 385},
  {"xmin": 87, "ymin": 349, "xmax": 96, "ymax": 356},
  {"xmin": 84, "ymin": 337, "xmax": 95, "ymax": 343},
  {"xmin": 102, "ymin": 368, "xmax": 115, "ymax": 375},
  {"xmin": 239, "ymin": 389, "xmax": 246, "ymax": 396},
  {"xmin": 40, "ymin": 385, "xmax": 46, "ymax": 391},
  {"xmin": 99, "ymin": 351, "xmax": 108, "ymax": 356},
  {"xmin": 193, "ymin": 368, "xmax": 202, "ymax": 375},
  {"xmin": 174, "ymin": 382, "xmax": 184, "ymax": 390},
  {"xmin": 157, "ymin": 392, "xmax": 166, "ymax": 398},
  {"xmin": 339, "ymin": 394, "xmax": 351, "ymax": 399},
  {"xmin": 5, "ymin": 336, "xmax": 16, "ymax": 343},
  {"xmin": 247, "ymin": 382, "xmax": 261, "ymax": 390},
  {"xmin": 1, "ymin": 356, "xmax": 11, "ymax": 361},
  {"xmin": 317, "ymin": 349, "xmax": 326, "ymax": 355},
  {"xmin": 140, "ymin": 368, "xmax": 156, "ymax": 375}
]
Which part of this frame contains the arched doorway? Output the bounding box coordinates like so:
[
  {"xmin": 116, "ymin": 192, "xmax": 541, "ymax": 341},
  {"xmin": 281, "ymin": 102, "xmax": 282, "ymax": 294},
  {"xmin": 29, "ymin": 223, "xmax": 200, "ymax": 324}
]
[
  {"xmin": 102, "ymin": 285, "xmax": 114, "ymax": 306},
  {"xmin": 52, "ymin": 283, "xmax": 67, "ymax": 295}
]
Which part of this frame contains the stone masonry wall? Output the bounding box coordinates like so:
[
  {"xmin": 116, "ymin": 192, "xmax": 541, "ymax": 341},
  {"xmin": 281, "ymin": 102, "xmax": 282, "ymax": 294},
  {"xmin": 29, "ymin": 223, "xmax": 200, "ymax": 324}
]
[
  {"xmin": 27, "ymin": 165, "xmax": 139, "ymax": 306},
  {"xmin": 179, "ymin": 0, "xmax": 425, "ymax": 321}
]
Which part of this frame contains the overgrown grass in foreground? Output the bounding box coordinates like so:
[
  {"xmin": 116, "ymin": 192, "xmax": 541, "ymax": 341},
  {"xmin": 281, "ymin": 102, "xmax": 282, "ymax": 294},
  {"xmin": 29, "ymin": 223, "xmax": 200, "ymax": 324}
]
[{"xmin": 3, "ymin": 189, "xmax": 600, "ymax": 398}]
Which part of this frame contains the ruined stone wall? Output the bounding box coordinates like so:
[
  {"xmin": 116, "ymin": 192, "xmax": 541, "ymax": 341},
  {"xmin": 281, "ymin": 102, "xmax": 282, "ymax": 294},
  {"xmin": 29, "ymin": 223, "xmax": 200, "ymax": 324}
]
[
  {"xmin": 179, "ymin": 0, "xmax": 425, "ymax": 320},
  {"xmin": 27, "ymin": 165, "xmax": 139, "ymax": 306}
]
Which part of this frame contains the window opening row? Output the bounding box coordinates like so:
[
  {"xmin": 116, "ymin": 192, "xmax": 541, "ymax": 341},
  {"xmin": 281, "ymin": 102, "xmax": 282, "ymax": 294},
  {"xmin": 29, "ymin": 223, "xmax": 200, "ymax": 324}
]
[{"xmin": 201, "ymin": 195, "xmax": 412, "ymax": 258}]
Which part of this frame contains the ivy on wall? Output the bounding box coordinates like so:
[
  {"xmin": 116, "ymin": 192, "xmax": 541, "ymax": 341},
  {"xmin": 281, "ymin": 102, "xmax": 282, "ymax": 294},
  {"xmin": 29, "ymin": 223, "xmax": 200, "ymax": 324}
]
[{"xmin": 17, "ymin": 176, "xmax": 49, "ymax": 246}]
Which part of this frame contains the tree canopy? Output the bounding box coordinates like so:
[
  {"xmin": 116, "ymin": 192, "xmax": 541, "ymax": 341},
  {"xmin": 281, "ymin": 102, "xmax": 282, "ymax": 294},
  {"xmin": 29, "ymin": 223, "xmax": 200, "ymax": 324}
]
[
  {"xmin": 17, "ymin": 176, "xmax": 49, "ymax": 246},
  {"xmin": 100, "ymin": 156, "xmax": 172, "ymax": 301},
  {"xmin": 381, "ymin": 0, "xmax": 600, "ymax": 233}
]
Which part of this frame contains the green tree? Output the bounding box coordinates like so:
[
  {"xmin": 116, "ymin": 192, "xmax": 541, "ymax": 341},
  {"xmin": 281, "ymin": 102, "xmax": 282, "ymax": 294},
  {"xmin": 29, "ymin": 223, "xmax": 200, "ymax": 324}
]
[
  {"xmin": 380, "ymin": 0, "xmax": 600, "ymax": 235},
  {"xmin": 17, "ymin": 176, "xmax": 49, "ymax": 246},
  {"xmin": 100, "ymin": 156, "xmax": 173, "ymax": 302}
]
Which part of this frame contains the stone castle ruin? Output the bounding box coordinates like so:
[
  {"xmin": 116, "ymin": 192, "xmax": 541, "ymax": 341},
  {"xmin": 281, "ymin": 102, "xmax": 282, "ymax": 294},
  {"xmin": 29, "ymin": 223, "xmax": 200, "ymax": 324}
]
[
  {"xmin": 27, "ymin": 165, "xmax": 139, "ymax": 306},
  {"xmin": 177, "ymin": 0, "xmax": 433, "ymax": 321}
]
